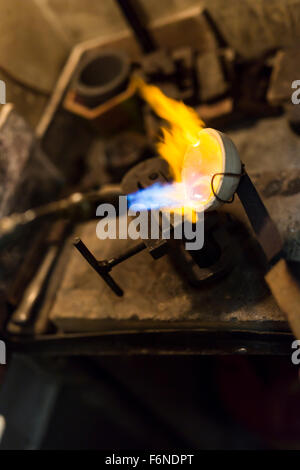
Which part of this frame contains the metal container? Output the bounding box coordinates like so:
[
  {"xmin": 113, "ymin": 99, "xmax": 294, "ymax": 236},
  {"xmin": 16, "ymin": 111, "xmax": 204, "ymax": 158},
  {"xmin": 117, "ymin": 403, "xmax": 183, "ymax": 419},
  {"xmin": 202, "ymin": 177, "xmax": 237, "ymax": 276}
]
[{"xmin": 182, "ymin": 128, "xmax": 242, "ymax": 211}]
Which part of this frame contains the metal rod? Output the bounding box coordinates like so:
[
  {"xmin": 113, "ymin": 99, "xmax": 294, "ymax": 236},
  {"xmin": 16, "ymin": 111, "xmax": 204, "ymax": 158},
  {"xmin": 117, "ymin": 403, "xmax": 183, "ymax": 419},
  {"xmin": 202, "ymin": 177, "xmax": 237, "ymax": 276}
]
[
  {"xmin": 236, "ymin": 172, "xmax": 283, "ymax": 264},
  {"xmin": 107, "ymin": 242, "xmax": 146, "ymax": 268},
  {"xmin": 73, "ymin": 237, "xmax": 123, "ymax": 296},
  {"xmin": 115, "ymin": 0, "xmax": 157, "ymax": 53},
  {"xmin": 10, "ymin": 246, "xmax": 58, "ymax": 325},
  {"xmin": 0, "ymin": 185, "xmax": 121, "ymax": 251}
]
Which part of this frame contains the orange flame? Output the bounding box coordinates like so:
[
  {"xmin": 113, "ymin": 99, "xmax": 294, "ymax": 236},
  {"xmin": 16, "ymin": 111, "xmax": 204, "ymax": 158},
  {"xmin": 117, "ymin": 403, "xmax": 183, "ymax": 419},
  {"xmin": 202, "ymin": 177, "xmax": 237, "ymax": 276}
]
[
  {"xmin": 136, "ymin": 77, "xmax": 204, "ymax": 182},
  {"xmin": 135, "ymin": 77, "xmax": 223, "ymax": 213}
]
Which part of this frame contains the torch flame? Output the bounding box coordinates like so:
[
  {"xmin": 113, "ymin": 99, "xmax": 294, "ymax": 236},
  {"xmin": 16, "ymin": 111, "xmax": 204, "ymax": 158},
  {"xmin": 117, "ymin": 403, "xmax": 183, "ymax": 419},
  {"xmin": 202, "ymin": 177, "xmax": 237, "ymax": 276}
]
[
  {"xmin": 136, "ymin": 77, "xmax": 205, "ymax": 182},
  {"xmin": 131, "ymin": 77, "xmax": 223, "ymax": 215}
]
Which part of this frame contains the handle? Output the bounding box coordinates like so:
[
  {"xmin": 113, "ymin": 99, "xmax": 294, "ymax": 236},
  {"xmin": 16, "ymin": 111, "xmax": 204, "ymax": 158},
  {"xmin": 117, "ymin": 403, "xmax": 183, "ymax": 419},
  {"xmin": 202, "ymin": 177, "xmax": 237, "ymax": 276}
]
[{"xmin": 265, "ymin": 258, "xmax": 300, "ymax": 339}]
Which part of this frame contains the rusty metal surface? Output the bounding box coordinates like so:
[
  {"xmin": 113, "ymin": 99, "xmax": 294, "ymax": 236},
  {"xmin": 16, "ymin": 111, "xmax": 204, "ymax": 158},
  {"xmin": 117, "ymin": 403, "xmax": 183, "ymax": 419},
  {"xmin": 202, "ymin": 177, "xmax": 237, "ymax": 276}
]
[
  {"xmin": 267, "ymin": 49, "xmax": 300, "ymax": 105},
  {"xmin": 0, "ymin": 105, "xmax": 35, "ymax": 217},
  {"xmin": 49, "ymin": 215, "xmax": 285, "ymax": 333},
  {"xmin": 36, "ymin": 6, "xmax": 217, "ymax": 139},
  {"xmin": 64, "ymin": 79, "xmax": 142, "ymax": 136},
  {"xmin": 205, "ymin": 0, "xmax": 300, "ymax": 60},
  {"xmin": 48, "ymin": 114, "xmax": 300, "ymax": 335},
  {"xmin": 0, "ymin": 105, "xmax": 61, "ymax": 328}
]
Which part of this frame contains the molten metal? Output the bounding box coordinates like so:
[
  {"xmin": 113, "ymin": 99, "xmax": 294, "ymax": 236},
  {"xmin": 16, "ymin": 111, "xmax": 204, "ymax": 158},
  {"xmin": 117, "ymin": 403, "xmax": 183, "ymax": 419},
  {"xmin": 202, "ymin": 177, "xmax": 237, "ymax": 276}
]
[{"xmin": 133, "ymin": 78, "xmax": 233, "ymax": 213}]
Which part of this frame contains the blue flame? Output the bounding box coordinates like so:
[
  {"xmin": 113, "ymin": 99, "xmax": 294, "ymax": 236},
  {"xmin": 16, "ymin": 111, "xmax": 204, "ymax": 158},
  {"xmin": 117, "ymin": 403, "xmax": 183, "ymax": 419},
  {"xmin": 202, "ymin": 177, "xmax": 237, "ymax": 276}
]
[{"xmin": 127, "ymin": 182, "xmax": 187, "ymax": 210}]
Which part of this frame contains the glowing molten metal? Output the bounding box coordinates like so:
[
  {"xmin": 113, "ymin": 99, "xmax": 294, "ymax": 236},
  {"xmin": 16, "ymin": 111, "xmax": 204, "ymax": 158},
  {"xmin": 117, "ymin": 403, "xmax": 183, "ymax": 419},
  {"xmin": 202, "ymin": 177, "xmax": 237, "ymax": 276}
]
[{"xmin": 131, "ymin": 78, "xmax": 225, "ymax": 213}]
